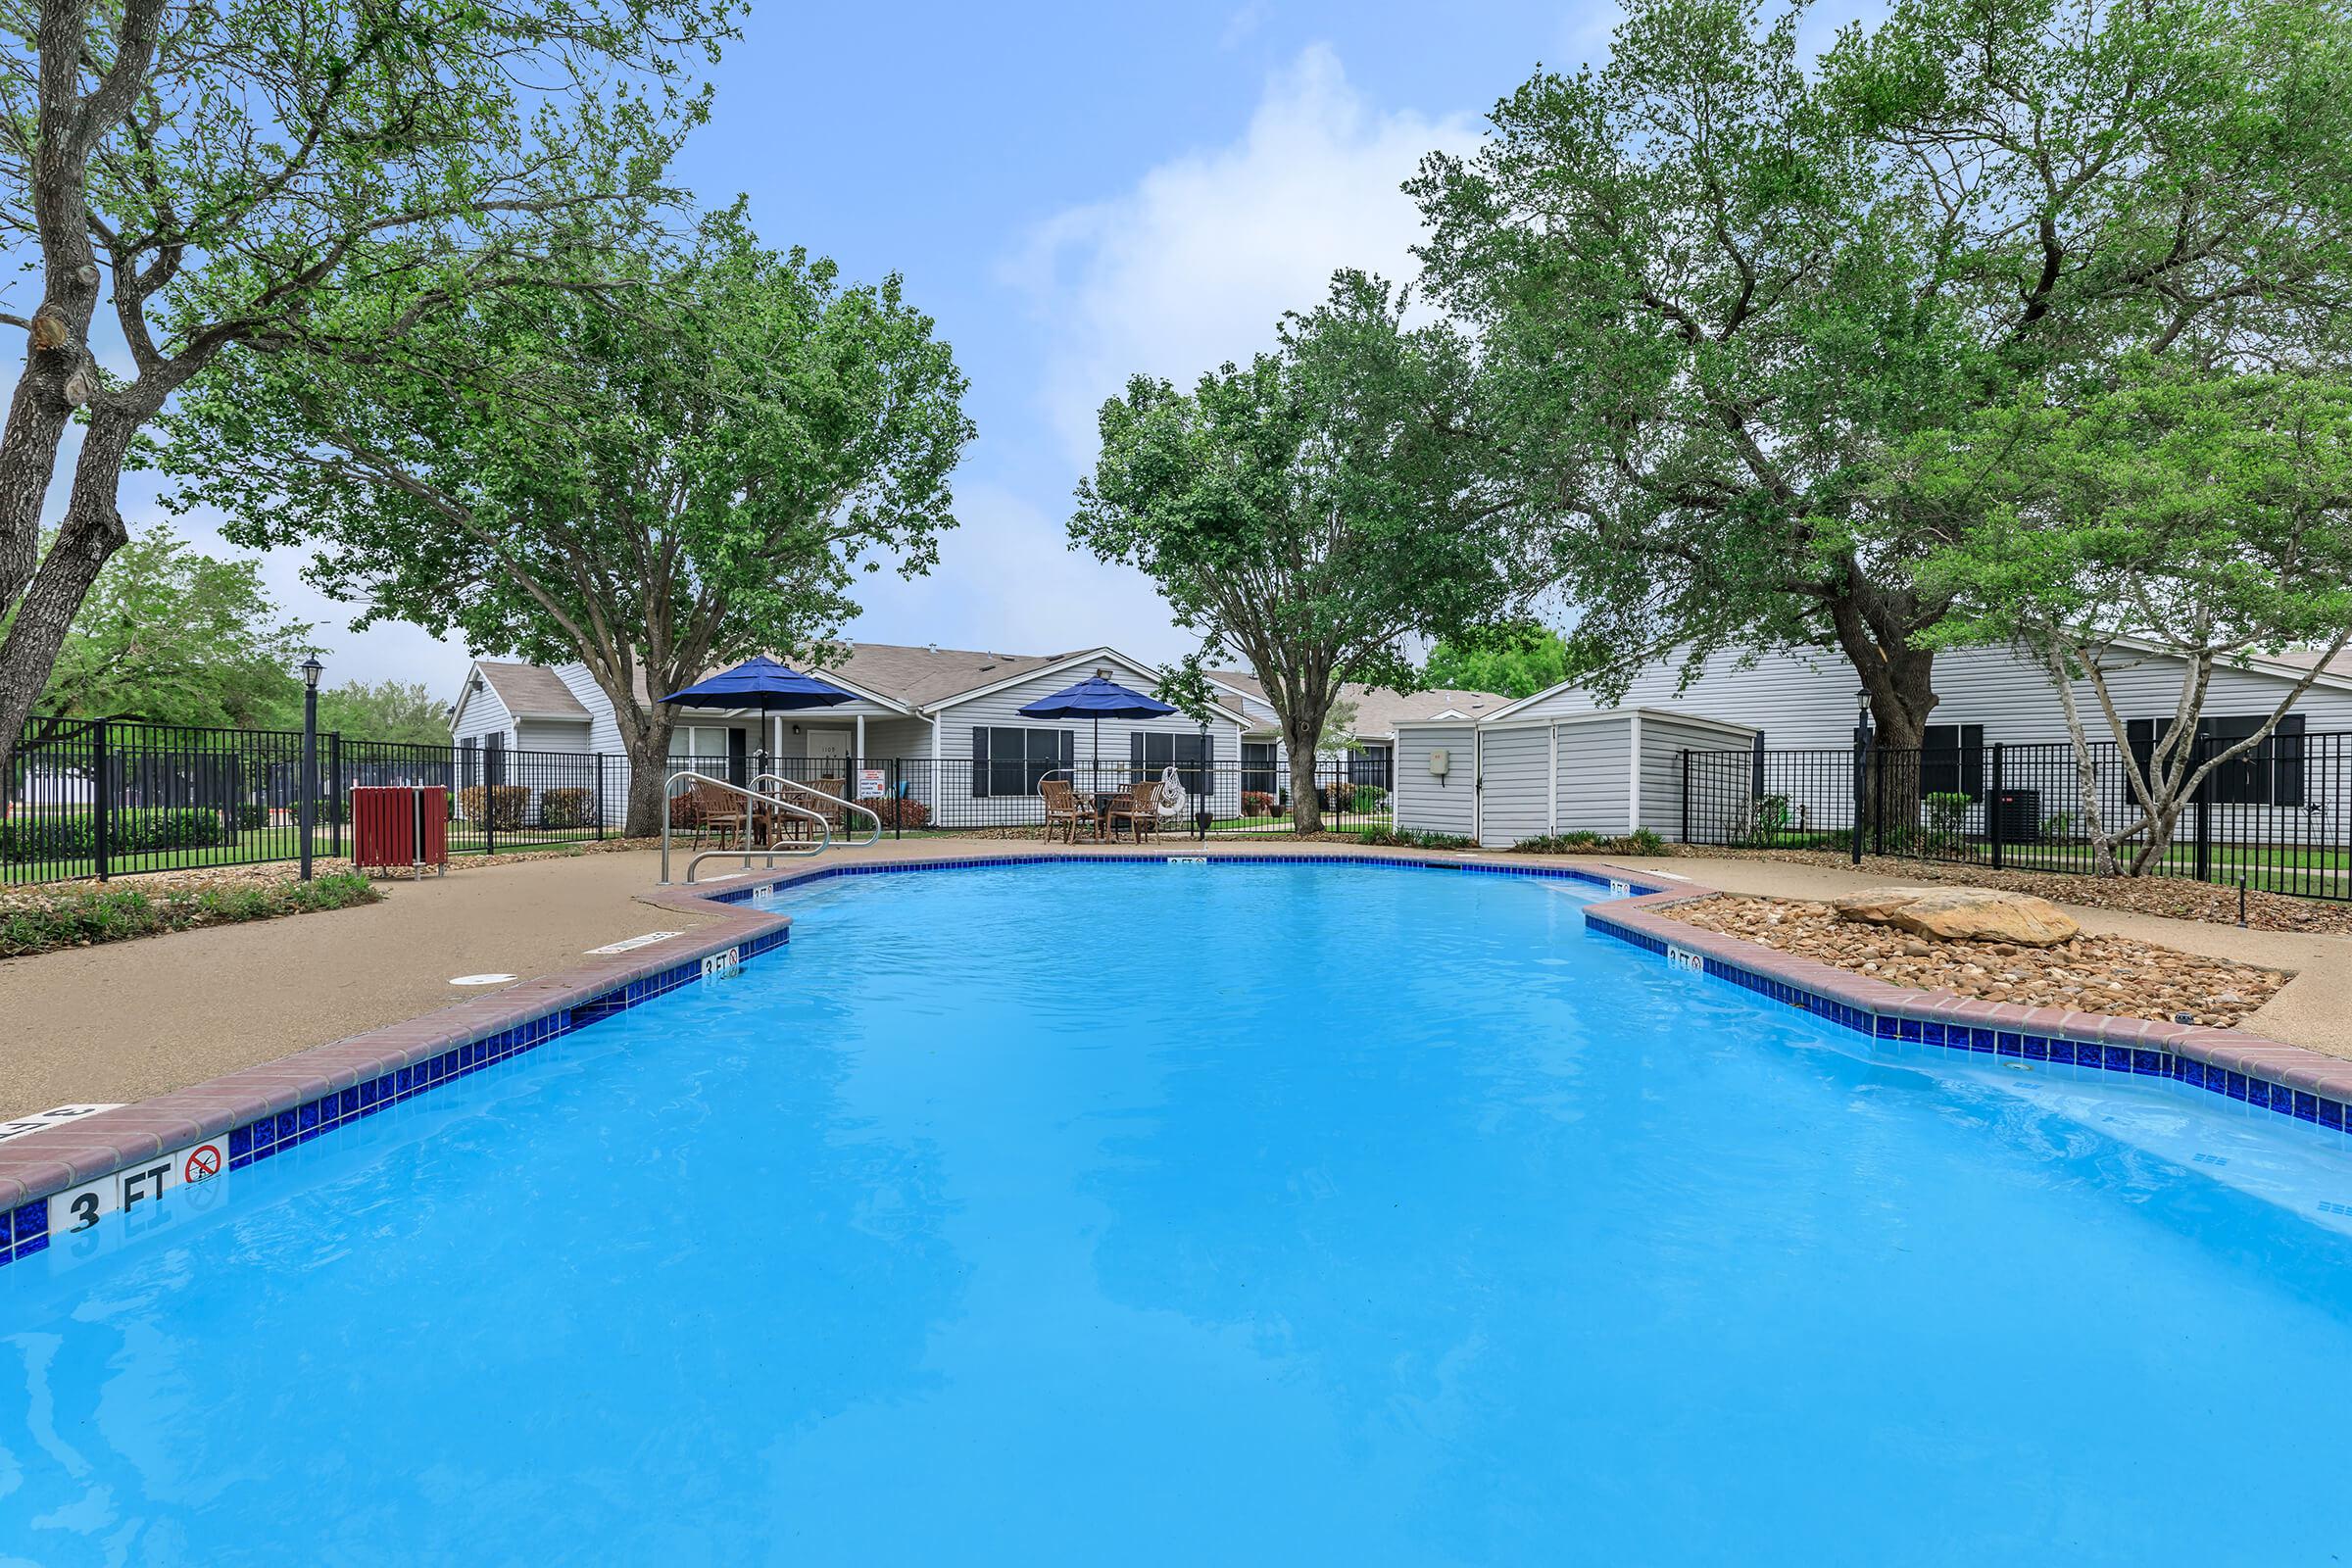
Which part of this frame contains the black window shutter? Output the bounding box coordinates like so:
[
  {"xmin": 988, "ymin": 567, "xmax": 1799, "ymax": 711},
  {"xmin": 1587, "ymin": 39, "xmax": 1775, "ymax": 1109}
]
[
  {"xmin": 1960, "ymin": 724, "xmax": 1984, "ymax": 800},
  {"xmin": 2127, "ymin": 718, "xmax": 2159, "ymax": 786},
  {"xmin": 971, "ymin": 727, "xmax": 989, "ymax": 798},
  {"xmin": 2275, "ymin": 713, "xmax": 2307, "ymax": 808},
  {"xmin": 1061, "ymin": 730, "xmax": 1075, "ymax": 769}
]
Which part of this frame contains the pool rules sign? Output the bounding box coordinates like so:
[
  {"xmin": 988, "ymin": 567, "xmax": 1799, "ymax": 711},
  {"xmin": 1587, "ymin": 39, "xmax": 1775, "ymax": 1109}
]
[{"xmin": 50, "ymin": 1137, "xmax": 227, "ymax": 1237}]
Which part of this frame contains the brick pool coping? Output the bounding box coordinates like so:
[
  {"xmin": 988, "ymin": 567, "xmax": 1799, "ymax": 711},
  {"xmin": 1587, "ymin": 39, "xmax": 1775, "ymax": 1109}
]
[
  {"xmin": 1583, "ymin": 884, "xmax": 2352, "ymax": 1124},
  {"xmin": 1, "ymin": 844, "xmax": 2343, "ymax": 1267}
]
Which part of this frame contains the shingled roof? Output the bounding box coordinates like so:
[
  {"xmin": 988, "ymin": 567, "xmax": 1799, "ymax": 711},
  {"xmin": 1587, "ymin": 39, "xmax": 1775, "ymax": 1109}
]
[
  {"xmin": 472, "ymin": 661, "xmax": 592, "ymax": 720},
  {"xmin": 1204, "ymin": 670, "xmax": 1510, "ymax": 739}
]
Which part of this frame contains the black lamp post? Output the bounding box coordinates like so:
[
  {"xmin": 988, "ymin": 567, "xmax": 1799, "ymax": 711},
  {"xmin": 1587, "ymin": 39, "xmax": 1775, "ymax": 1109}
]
[{"xmin": 300, "ymin": 656, "xmax": 324, "ymax": 880}]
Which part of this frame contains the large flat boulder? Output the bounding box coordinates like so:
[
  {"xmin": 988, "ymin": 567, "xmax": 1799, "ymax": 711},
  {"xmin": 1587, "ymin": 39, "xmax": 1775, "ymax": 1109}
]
[
  {"xmin": 1832, "ymin": 886, "xmax": 2080, "ymax": 948},
  {"xmin": 1828, "ymin": 887, "xmax": 1945, "ymax": 924}
]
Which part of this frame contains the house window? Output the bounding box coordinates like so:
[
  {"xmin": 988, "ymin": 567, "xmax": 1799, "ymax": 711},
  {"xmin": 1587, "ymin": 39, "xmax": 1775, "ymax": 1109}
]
[
  {"xmin": 972, "ymin": 726, "xmax": 1072, "ymax": 797},
  {"xmin": 1242, "ymin": 741, "xmax": 1279, "ymax": 797},
  {"xmin": 1919, "ymin": 724, "xmax": 1984, "ymax": 801},
  {"xmin": 1131, "ymin": 731, "xmax": 1211, "ymax": 797},
  {"xmin": 2128, "ymin": 714, "xmax": 2306, "ymax": 807},
  {"xmin": 1348, "ymin": 743, "xmax": 1393, "ymax": 789}
]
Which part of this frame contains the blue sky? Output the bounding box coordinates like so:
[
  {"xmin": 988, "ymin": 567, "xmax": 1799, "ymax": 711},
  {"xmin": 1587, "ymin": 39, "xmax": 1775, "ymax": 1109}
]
[{"xmin": 142, "ymin": 0, "xmax": 1857, "ymax": 697}]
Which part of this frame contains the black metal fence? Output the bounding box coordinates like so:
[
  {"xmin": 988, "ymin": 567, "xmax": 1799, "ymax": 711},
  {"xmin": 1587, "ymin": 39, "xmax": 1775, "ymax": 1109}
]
[
  {"xmin": 660, "ymin": 756, "xmax": 1396, "ymax": 838},
  {"xmin": 6, "ymin": 716, "xmax": 607, "ymax": 885},
  {"xmin": 1681, "ymin": 730, "xmax": 2352, "ymax": 901}
]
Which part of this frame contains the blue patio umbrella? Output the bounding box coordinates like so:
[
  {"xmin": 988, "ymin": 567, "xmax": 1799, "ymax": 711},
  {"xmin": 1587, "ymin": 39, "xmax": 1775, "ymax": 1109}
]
[
  {"xmin": 660, "ymin": 655, "xmax": 858, "ymax": 712},
  {"xmin": 1019, "ymin": 671, "xmax": 1177, "ymax": 790}
]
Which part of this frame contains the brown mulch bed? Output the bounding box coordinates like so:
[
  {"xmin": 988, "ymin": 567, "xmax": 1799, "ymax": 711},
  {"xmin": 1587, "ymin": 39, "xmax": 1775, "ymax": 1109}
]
[
  {"xmin": 1694, "ymin": 848, "xmax": 2352, "ymax": 935},
  {"xmin": 1661, "ymin": 893, "xmax": 2287, "ymax": 1029}
]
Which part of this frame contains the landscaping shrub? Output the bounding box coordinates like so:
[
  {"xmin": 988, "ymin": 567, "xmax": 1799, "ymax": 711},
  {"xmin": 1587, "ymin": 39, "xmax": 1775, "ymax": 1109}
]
[
  {"xmin": 1510, "ymin": 830, "xmax": 1603, "ymax": 854},
  {"xmin": 0, "ymin": 808, "xmax": 229, "ymax": 864},
  {"xmin": 1351, "ymin": 827, "xmax": 1477, "ymax": 850},
  {"xmin": 1348, "ymin": 784, "xmax": 1389, "ymax": 813},
  {"xmin": 0, "ymin": 872, "xmax": 381, "ymax": 957},
  {"xmin": 1241, "ymin": 791, "xmax": 1276, "ymax": 817},
  {"xmin": 1609, "ymin": 827, "xmax": 1667, "ymax": 856},
  {"xmin": 868, "ymin": 796, "xmax": 931, "ymax": 829},
  {"xmin": 234, "ymin": 802, "xmax": 268, "ymax": 831},
  {"xmin": 458, "ymin": 784, "xmax": 528, "ymax": 829},
  {"xmin": 539, "ymin": 787, "xmax": 595, "ymax": 829}
]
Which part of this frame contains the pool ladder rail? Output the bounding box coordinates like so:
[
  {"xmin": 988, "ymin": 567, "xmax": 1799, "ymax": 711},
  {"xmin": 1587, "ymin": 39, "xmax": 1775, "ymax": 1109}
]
[{"xmin": 660, "ymin": 769, "xmax": 877, "ymax": 885}]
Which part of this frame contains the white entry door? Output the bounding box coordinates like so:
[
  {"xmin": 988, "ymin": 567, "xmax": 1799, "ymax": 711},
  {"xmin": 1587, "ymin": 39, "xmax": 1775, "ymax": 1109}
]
[{"xmin": 808, "ymin": 728, "xmax": 853, "ymax": 776}]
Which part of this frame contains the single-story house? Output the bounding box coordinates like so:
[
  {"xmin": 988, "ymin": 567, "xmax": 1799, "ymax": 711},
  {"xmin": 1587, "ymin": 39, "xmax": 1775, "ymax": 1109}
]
[
  {"xmin": 1393, "ymin": 638, "xmax": 2352, "ymax": 849},
  {"xmin": 1199, "ymin": 669, "xmax": 1511, "ymax": 798},
  {"xmin": 450, "ymin": 643, "xmax": 1251, "ymax": 826}
]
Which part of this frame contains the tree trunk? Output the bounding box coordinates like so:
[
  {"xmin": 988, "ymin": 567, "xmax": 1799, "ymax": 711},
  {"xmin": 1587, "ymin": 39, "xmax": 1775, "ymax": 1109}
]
[
  {"xmin": 626, "ymin": 738, "xmax": 669, "ymax": 838},
  {"xmin": 602, "ymin": 691, "xmax": 677, "ymax": 841},
  {"xmin": 0, "ymin": 404, "xmax": 138, "ymax": 783},
  {"xmin": 1284, "ymin": 710, "xmax": 1326, "ymax": 833}
]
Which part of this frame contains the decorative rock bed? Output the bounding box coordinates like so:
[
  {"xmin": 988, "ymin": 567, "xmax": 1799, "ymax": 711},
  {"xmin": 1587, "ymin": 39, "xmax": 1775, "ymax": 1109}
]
[{"xmin": 1661, "ymin": 892, "xmax": 2286, "ymax": 1029}]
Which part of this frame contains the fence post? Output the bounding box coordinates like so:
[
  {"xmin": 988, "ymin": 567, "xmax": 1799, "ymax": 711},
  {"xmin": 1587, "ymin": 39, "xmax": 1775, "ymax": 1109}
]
[
  {"xmin": 892, "ymin": 759, "xmax": 902, "ymax": 840},
  {"xmin": 596, "ymin": 755, "xmax": 606, "ymax": 841},
  {"xmin": 329, "ymin": 733, "xmax": 343, "ymax": 859},
  {"xmin": 91, "ymin": 716, "xmax": 111, "ymax": 881},
  {"xmin": 1850, "ymin": 736, "xmax": 1865, "ymax": 866},
  {"xmin": 1988, "ymin": 743, "xmax": 2005, "ymax": 871},
  {"xmin": 1681, "ymin": 749, "xmax": 1690, "ymax": 845}
]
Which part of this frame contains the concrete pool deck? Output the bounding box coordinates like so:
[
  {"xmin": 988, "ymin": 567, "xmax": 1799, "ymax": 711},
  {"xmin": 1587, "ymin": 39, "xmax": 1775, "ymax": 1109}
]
[{"xmin": 3, "ymin": 837, "xmax": 2351, "ymax": 1121}]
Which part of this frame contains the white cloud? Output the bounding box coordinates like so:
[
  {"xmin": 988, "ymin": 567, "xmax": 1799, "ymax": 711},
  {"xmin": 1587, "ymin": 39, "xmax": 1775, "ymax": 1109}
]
[
  {"xmin": 1003, "ymin": 44, "xmax": 1482, "ymax": 466},
  {"xmin": 844, "ymin": 481, "xmax": 1196, "ymax": 664}
]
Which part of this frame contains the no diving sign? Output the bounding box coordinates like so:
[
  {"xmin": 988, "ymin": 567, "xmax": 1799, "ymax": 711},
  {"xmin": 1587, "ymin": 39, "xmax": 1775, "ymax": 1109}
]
[{"xmin": 49, "ymin": 1137, "xmax": 226, "ymax": 1238}]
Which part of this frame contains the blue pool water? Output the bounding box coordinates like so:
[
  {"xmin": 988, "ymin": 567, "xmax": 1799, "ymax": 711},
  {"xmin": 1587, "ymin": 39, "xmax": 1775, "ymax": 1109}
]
[{"xmin": 5, "ymin": 860, "xmax": 2352, "ymax": 1563}]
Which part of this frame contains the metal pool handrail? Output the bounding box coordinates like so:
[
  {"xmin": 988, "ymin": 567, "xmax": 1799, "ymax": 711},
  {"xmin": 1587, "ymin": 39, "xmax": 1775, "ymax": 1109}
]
[
  {"xmin": 662, "ymin": 769, "xmax": 830, "ymax": 885},
  {"xmin": 753, "ymin": 772, "xmax": 882, "ymax": 849}
]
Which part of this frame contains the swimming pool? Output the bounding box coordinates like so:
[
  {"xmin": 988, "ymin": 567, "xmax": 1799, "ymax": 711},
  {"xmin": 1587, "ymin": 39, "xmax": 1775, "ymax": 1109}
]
[{"xmin": 3, "ymin": 858, "xmax": 2351, "ymax": 1563}]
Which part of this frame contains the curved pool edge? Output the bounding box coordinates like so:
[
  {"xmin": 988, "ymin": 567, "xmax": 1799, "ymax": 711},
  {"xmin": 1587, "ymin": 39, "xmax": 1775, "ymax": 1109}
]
[{"xmin": 0, "ymin": 842, "xmax": 2338, "ymax": 1272}]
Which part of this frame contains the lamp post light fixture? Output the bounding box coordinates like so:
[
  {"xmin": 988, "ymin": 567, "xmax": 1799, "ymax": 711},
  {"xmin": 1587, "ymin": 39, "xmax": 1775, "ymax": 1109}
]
[{"xmin": 300, "ymin": 657, "xmax": 324, "ymax": 880}]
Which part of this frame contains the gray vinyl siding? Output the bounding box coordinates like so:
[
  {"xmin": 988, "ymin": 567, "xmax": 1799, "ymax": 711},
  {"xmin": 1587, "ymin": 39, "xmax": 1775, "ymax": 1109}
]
[
  {"xmin": 1476, "ymin": 727, "xmax": 1552, "ymax": 846},
  {"xmin": 1553, "ymin": 719, "xmax": 1631, "ymax": 835},
  {"xmin": 1394, "ymin": 724, "xmax": 1477, "ymax": 836},
  {"xmin": 1504, "ymin": 642, "xmax": 2352, "ymax": 846},
  {"xmin": 449, "ymin": 679, "xmax": 514, "ymax": 751},
  {"xmin": 1502, "ymin": 641, "xmax": 2352, "ymax": 749},
  {"xmin": 936, "ymin": 662, "xmax": 1245, "ymax": 823},
  {"xmin": 1638, "ymin": 716, "xmax": 1756, "ymax": 841},
  {"xmin": 514, "ymin": 717, "xmax": 592, "ymax": 753}
]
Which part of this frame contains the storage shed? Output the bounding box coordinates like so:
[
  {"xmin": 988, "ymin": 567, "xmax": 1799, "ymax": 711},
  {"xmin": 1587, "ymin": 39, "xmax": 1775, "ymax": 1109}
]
[{"xmin": 1393, "ymin": 709, "xmax": 1759, "ymax": 848}]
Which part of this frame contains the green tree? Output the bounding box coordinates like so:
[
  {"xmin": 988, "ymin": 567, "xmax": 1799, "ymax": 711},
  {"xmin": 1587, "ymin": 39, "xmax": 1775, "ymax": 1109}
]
[
  {"xmin": 1902, "ymin": 368, "xmax": 2352, "ymax": 873},
  {"xmin": 1073, "ymin": 271, "xmax": 1541, "ymax": 832},
  {"xmin": 1423, "ymin": 626, "xmax": 1569, "ymax": 700},
  {"xmin": 1409, "ymin": 0, "xmax": 2352, "ymax": 751},
  {"xmin": 168, "ymin": 212, "xmax": 973, "ymax": 834},
  {"xmin": 24, "ymin": 524, "xmax": 313, "ymax": 732},
  {"xmin": 0, "ymin": 0, "xmax": 731, "ymax": 787},
  {"xmin": 306, "ymin": 680, "xmax": 453, "ymax": 747}
]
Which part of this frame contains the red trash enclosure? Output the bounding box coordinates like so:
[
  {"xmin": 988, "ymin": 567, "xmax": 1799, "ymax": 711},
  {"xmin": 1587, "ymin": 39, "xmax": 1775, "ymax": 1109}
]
[{"xmin": 351, "ymin": 785, "xmax": 449, "ymax": 872}]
